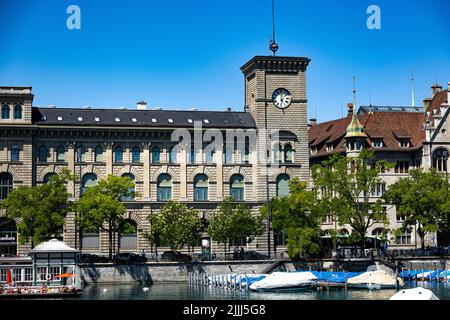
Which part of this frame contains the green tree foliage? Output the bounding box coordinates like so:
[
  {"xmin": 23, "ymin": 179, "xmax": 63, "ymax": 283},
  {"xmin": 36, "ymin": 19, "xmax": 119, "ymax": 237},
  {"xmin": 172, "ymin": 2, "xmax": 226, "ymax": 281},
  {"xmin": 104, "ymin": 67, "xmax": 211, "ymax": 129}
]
[
  {"xmin": 76, "ymin": 174, "xmax": 136, "ymax": 260},
  {"xmin": 263, "ymin": 179, "xmax": 323, "ymax": 258},
  {"xmin": 383, "ymin": 169, "xmax": 450, "ymax": 249},
  {"xmin": 1, "ymin": 169, "xmax": 75, "ymax": 246},
  {"xmin": 311, "ymin": 150, "xmax": 393, "ymax": 249},
  {"xmin": 208, "ymin": 197, "xmax": 265, "ymax": 252},
  {"xmin": 145, "ymin": 201, "xmax": 203, "ymax": 252}
]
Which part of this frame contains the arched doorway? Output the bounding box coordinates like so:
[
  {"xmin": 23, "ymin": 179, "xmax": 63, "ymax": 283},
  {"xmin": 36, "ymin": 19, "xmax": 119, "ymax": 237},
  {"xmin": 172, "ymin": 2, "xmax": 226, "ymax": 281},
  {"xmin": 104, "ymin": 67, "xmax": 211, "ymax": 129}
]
[
  {"xmin": 0, "ymin": 218, "xmax": 17, "ymax": 256},
  {"xmin": 118, "ymin": 219, "xmax": 137, "ymax": 252}
]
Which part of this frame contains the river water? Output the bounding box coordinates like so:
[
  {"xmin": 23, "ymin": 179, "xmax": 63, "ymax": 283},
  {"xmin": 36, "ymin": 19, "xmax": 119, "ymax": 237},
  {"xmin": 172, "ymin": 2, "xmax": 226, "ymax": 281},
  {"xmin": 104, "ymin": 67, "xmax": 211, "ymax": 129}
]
[{"xmin": 72, "ymin": 281, "xmax": 450, "ymax": 300}]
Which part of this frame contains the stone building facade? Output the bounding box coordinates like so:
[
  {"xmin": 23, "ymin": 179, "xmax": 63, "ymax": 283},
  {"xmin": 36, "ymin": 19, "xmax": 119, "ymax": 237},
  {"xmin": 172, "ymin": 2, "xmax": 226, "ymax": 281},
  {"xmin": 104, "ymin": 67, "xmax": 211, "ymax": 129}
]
[
  {"xmin": 309, "ymin": 83, "xmax": 450, "ymax": 249},
  {"xmin": 0, "ymin": 55, "xmax": 311, "ymax": 257}
]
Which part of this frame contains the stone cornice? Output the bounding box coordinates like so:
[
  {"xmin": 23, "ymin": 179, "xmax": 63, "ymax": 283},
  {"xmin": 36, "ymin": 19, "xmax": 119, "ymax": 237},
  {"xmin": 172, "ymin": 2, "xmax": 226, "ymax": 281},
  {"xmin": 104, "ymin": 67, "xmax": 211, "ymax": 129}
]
[{"xmin": 240, "ymin": 56, "xmax": 311, "ymax": 76}]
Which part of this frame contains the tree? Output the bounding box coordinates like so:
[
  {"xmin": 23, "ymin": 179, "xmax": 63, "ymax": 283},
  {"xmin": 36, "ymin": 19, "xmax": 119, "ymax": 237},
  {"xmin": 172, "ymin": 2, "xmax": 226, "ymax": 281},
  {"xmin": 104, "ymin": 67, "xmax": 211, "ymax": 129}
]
[
  {"xmin": 1, "ymin": 169, "xmax": 75, "ymax": 246},
  {"xmin": 76, "ymin": 174, "xmax": 136, "ymax": 260},
  {"xmin": 263, "ymin": 179, "xmax": 323, "ymax": 258},
  {"xmin": 311, "ymin": 150, "xmax": 393, "ymax": 249},
  {"xmin": 208, "ymin": 197, "xmax": 265, "ymax": 253},
  {"xmin": 145, "ymin": 201, "xmax": 203, "ymax": 253},
  {"xmin": 383, "ymin": 169, "xmax": 450, "ymax": 249}
]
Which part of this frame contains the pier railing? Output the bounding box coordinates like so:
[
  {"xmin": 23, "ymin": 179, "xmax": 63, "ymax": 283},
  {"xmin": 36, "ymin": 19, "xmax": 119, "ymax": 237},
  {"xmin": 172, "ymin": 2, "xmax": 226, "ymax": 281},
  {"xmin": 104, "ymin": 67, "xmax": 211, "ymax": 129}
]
[{"xmin": 188, "ymin": 272, "xmax": 251, "ymax": 291}]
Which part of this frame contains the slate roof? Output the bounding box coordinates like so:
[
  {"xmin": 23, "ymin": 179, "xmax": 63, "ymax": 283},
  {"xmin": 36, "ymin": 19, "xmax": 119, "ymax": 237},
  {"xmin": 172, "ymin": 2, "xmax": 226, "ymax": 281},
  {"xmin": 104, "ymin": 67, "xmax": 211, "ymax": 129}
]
[{"xmin": 32, "ymin": 107, "xmax": 256, "ymax": 129}]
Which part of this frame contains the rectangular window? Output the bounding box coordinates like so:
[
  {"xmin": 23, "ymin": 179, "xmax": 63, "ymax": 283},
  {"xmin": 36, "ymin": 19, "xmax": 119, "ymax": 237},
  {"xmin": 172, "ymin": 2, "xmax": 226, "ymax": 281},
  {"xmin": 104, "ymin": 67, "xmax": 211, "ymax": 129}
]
[
  {"xmin": 399, "ymin": 139, "xmax": 410, "ymax": 148},
  {"xmin": 36, "ymin": 267, "xmax": 47, "ymax": 282},
  {"xmin": 13, "ymin": 269, "xmax": 22, "ymax": 282},
  {"xmin": 395, "ymin": 161, "xmax": 409, "ymax": 173},
  {"xmin": 24, "ymin": 268, "xmax": 33, "ymax": 281},
  {"xmin": 372, "ymin": 139, "xmax": 383, "ymax": 148}
]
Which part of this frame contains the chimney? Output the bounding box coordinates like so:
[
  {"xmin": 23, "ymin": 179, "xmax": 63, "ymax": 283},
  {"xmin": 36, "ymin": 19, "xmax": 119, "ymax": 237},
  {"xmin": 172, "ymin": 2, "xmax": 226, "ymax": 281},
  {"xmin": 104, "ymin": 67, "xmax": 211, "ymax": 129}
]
[
  {"xmin": 347, "ymin": 103, "xmax": 354, "ymax": 116},
  {"xmin": 309, "ymin": 118, "xmax": 317, "ymax": 127},
  {"xmin": 423, "ymin": 98, "xmax": 432, "ymax": 111},
  {"xmin": 137, "ymin": 101, "xmax": 147, "ymax": 110},
  {"xmin": 431, "ymin": 84, "xmax": 443, "ymax": 97}
]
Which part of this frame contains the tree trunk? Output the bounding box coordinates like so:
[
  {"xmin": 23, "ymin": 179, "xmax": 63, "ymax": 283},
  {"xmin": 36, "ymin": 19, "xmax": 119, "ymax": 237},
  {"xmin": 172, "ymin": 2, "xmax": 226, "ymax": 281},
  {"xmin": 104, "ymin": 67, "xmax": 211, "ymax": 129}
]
[{"xmin": 108, "ymin": 229, "xmax": 113, "ymax": 261}]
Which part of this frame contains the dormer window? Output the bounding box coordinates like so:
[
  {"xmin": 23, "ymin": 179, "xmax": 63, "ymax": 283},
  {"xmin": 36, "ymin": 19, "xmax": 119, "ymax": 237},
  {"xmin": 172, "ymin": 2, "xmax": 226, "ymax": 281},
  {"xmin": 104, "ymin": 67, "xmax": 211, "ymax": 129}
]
[
  {"xmin": 325, "ymin": 144, "xmax": 334, "ymax": 152},
  {"xmin": 187, "ymin": 119, "xmax": 193, "ymax": 124},
  {"xmin": 310, "ymin": 147, "xmax": 318, "ymax": 155},
  {"xmin": 399, "ymin": 139, "xmax": 410, "ymax": 148},
  {"xmin": 131, "ymin": 118, "xmax": 137, "ymax": 123},
  {"xmin": 77, "ymin": 117, "xmax": 83, "ymax": 122},
  {"xmin": 57, "ymin": 116, "xmax": 63, "ymax": 121},
  {"xmin": 204, "ymin": 119, "xmax": 210, "ymax": 124},
  {"xmin": 94, "ymin": 117, "xmax": 100, "ymax": 122},
  {"xmin": 372, "ymin": 139, "xmax": 383, "ymax": 148},
  {"xmin": 41, "ymin": 116, "xmax": 47, "ymax": 121},
  {"xmin": 168, "ymin": 119, "xmax": 173, "ymax": 123},
  {"xmin": 151, "ymin": 118, "xmax": 157, "ymax": 123},
  {"xmin": 115, "ymin": 118, "xmax": 120, "ymax": 122}
]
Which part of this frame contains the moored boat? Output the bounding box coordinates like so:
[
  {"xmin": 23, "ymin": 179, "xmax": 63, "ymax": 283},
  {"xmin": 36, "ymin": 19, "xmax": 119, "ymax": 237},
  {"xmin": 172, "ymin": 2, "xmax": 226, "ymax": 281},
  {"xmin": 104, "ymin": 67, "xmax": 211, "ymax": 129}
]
[
  {"xmin": 249, "ymin": 272, "xmax": 317, "ymax": 292},
  {"xmin": 347, "ymin": 270, "xmax": 404, "ymax": 289}
]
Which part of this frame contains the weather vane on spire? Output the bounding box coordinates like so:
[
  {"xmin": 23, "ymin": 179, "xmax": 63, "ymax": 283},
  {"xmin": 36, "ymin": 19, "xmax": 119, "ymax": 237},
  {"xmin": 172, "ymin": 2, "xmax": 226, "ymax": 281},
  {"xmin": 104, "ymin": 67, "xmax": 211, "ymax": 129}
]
[
  {"xmin": 352, "ymin": 75, "xmax": 357, "ymax": 108},
  {"xmin": 269, "ymin": 0, "xmax": 279, "ymax": 55}
]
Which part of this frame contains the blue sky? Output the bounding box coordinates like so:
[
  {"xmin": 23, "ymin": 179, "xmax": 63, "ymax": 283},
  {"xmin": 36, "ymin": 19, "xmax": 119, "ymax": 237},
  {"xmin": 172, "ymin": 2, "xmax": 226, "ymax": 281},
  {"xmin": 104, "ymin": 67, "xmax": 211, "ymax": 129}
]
[{"xmin": 0, "ymin": 0, "xmax": 449, "ymax": 122}]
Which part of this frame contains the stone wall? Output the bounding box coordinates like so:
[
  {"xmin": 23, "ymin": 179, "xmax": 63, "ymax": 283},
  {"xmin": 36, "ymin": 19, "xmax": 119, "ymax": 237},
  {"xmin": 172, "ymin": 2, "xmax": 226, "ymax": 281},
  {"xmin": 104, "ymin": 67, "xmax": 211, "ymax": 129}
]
[{"xmin": 79, "ymin": 261, "xmax": 274, "ymax": 284}]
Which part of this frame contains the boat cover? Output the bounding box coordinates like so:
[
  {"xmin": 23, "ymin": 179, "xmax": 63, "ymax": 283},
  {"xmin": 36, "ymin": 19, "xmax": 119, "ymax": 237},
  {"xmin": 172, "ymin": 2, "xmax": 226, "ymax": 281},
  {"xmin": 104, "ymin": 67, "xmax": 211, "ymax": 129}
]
[
  {"xmin": 389, "ymin": 287, "xmax": 439, "ymax": 300},
  {"xmin": 249, "ymin": 272, "xmax": 317, "ymax": 291},
  {"xmin": 311, "ymin": 271, "xmax": 362, "ymax": 283},
  {"xmin": 347, "ymin": 270, "xmax": 404, "ymax": 287}
]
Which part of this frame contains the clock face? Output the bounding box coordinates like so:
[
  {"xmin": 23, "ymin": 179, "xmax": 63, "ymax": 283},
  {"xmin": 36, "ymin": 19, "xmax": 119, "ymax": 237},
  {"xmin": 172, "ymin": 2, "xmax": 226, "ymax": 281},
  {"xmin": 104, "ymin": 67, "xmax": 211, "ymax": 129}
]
[{"xmin": 272, "ymin": 88, "xmax": 292, "ymax": 109}]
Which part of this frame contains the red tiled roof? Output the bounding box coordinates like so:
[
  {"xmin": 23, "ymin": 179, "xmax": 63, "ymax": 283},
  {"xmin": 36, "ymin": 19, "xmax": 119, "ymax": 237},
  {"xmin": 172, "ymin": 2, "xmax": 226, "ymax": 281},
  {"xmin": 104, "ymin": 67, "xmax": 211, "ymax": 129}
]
[
  {"xmin": 309, "ymin": 112, "xmax": 426, "ymax": 158},
  {"xmin": 426, "ymin": 90, "xmax": 449, "ymax": 121}
]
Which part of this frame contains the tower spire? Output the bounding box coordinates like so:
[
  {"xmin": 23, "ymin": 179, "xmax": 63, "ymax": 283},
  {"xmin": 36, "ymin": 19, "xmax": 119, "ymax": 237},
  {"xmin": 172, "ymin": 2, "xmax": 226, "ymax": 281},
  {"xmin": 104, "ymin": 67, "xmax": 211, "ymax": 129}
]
[
  {"xmin": 345, "ymin": 76, "xmax": 367, "ymax": 138},
  {"xmin": 352, "ymin": 75, "xmax": 357, "ymax": 110},
  {"xmin": 269, "ymin": 0, "xmax": 279, "ymax": 55},
  {"xmin": 410, "ymin": 68, "xmax": 415, "ymax": 107}
]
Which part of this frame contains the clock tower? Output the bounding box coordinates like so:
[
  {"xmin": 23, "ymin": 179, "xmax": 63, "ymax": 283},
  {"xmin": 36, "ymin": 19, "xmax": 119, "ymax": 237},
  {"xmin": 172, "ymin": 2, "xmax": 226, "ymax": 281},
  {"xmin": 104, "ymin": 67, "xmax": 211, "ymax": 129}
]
[{"xmin": 240, "ymin": 55, "xmax": 311, "ymax": 199}]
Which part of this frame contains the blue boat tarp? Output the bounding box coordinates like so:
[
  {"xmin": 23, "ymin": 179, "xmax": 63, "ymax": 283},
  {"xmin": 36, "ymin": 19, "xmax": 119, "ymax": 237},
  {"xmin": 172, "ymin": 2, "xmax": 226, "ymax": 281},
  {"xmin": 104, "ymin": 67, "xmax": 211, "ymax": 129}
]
[
  {"xmin": 439, "ymin": 270, "xmax": 450, "ymax": 279},
  {"xmin": 310, "ymin": 271, "xmax": 362, "ymax": 283},
  {"xmin": 399, "ymin": 270, "xmax": 446, "ymax": 280}
]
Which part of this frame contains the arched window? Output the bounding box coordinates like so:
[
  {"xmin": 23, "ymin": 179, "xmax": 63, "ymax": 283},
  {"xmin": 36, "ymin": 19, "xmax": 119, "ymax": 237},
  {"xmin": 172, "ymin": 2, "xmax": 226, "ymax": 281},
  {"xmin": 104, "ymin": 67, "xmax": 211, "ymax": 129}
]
[
  {"xmin": 76, "ymin": 145, "xmax": 85, "ymax": 162},
  {"xmin": 119, "ymin": 219, "xmax": 137, "ymax": 251},
  {"xmin": 121, "ymin": 173, "xmax": 135, "ymax": 201},
  {"xmin": 81, "ymin": 173, "xmax": 98, "ymax": 196},
  {"xmin": 276, "ymin": 174, "xmax": 290, "ymax": 198},
  {"xmin": 38, "ymin": 145, "xmax": 48, "ymax": 162},
  {"xmin": 94, "ymin": 146, "xmax": 103, "ymax": 163},
  {"xmin": 0, "ymin": 172, "xmax": 13, "ymax": 201},
  {"xmin": 432, "ymin": 148, "xmax": 449, "ymax": 172},
  {"xmin": 115, "ymin": 146, "xmax": 123, "ymax": 163},
  {"xmin": 56, "ymin": 145, "xmax": 65, "ymax": 162},
  {"xmin": 1, "ymin": 104, "xmax": 10, "ymax": 119},
  {"xmin": 194, "ymin": 174, "xmax": 208, "ymax": 201},
  {"xmin": 284, "ymin": 144, "xmax": 293, "ymax": 163},
  {"xmin": 14, "ymin": 104, "xmax": 22, "ymax": 119},
  {"xmin": 11, "ymin": 145, "xmax": 20, "ymax": 162},
  {"xmin": 169, "ymin": 146, "xmax": 177, "ymax": 163},
  {"xmin": 157, "ymin": 174, "xmax": 172, "ymax": 201},
  {"xmin": 339, "ymin": 229, "xmax": 349, "ymax": 237},
  {"xmin": 152, "ymin": 146, "xmax": 160, "ymax": 163},
  {"xmin": 131, "ymin": 146, "xmax": 140, "ymax": 163},
  {"xmin": 43, "ymin": 173, "xmax": 57, "ymax": 184},
  {"xmin": 230, "ymin": 174, "xmax": 244, "ymax": 201},
  {"xmin": 274, "ymin": 144, "xmax": 282, "ymax": 163}
]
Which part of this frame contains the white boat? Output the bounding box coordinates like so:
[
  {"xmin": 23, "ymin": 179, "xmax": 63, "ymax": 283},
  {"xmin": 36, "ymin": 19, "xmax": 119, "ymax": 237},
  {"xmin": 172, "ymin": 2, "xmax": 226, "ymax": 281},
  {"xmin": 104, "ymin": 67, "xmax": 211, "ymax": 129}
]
[
  {"xmin": 249, "ymin": 272, "xmax": 317, "ymax": 292},
  {"xmin": 347, "ymin": 270, "xmax": 404, "ymax": 289},
  {"xmin": 389, "ymin": 287, "xmax": 439, "ymax": 300}
]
